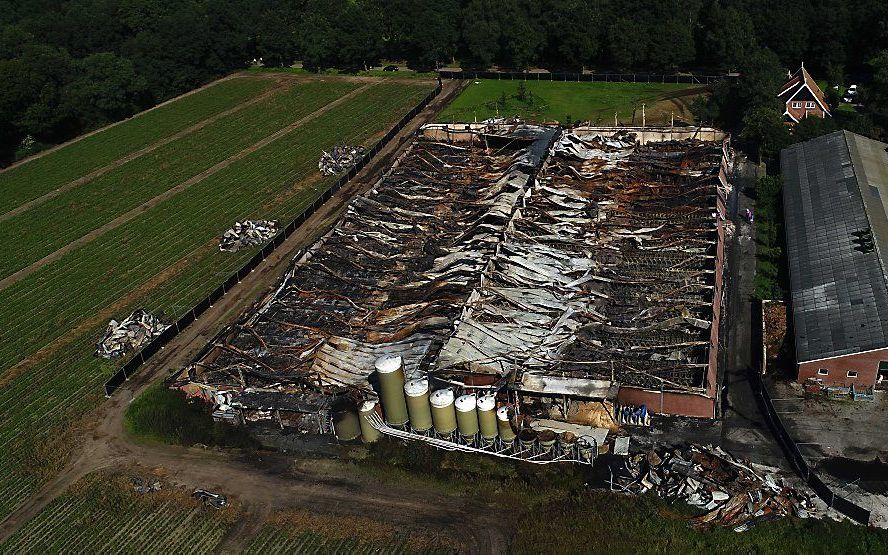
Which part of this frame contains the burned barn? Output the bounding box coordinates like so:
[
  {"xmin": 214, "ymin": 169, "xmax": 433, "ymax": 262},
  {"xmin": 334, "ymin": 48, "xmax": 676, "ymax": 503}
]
[{"xmin": 174, "ymin": 122, "xmax": 729, "ymax": 462}]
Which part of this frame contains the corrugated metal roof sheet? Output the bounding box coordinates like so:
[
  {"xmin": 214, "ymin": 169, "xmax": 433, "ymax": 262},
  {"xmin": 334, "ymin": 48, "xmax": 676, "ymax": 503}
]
[{"xmin": 781, "ymin": 130, "xmax": 888, "ymax": 362}]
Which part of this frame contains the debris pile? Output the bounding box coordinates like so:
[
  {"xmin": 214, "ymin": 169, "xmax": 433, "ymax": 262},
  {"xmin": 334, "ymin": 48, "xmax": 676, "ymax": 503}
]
[
  {"xmin": 132, "ymin": 477, "xmax": 162, "ymax": 494},
  {"xmin": 95, "ymin": 309, "xmax": 169, "ymax": 359},
  {"xmin": 318, "ymin": 145, "xmax": 365, "ymax": 175},
  {"xmin": 192, "ymin": 489, "xmax": 227, "ymax": 509},
  {"xmin": 763, "ymin": 301, "xmax": 787, "ymax": 371},
  {"xmin": 219, "ymin": 220, "xmax": 278, "ymax": 252},
  {"xmin": 614, "ymin": 444, "xmax": 817, "ymax": 531}
]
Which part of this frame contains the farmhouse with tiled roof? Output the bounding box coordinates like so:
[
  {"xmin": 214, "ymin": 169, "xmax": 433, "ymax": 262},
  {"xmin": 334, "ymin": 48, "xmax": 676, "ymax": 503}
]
[{"xmin": 778, "ymin": 64, "xmax": 831, "ymax": 123}]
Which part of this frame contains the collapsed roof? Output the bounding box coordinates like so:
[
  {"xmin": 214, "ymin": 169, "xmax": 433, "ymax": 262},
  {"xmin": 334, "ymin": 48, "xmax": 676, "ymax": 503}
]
[
  {"xmin": 177, "ymin": 123, "xmax": 725, "ymax": 411},
  {"xmin": 441, "ymin": 131, "xmax": 722, "ymax": 394}
]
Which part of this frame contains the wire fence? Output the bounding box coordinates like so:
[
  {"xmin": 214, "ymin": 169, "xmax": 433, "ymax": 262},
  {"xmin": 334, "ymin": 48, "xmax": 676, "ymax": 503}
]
[
  {"xmin": 751, "ymin": 300, "xmax": 871, "ymax": 524},
  {"xmin": 439, "ymin": 69, "xmax": 730, "ymax": 85},
  {"xmin": 103, "ymin": 81, "xmax": 443, "ymax": 397}
]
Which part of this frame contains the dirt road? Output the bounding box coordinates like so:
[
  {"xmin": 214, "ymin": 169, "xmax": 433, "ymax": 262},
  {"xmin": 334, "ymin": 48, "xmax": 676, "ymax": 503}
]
[{"xmin": 0, "ymin": 79, "xmax": 514, "ymax": 554}]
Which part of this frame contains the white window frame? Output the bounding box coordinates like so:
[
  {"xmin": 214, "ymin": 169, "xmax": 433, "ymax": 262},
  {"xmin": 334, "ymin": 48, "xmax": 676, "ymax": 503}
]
[
  {"xmin": 847, "ymin": 370, "xmax": 858, "ymax": 378},
  {"xmin": 806, "ymin": 101, "xmax": 816, "ymax": 109},
  {"xmin": 817, "ymin": 368, "xmax": 829, "ymax": 376},
  {"xmin": 791, "ymin": 101, "xmax": 802, "ymax": 109}
]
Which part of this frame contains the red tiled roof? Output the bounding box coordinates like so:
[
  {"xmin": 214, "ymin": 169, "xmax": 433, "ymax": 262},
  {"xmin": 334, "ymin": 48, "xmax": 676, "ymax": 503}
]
[{"xmin": 778, "ymin": 65, "xmax": 830, "ymax": 115}]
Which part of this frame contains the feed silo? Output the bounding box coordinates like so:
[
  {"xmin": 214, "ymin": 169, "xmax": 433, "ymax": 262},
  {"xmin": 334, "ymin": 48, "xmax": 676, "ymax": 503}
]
[
  {"xmin": 404, "ymin": 378, "xmax": 433, "ymax": 432},
  {"xmin": 476, "ymin": 394, "xmax": 498, "ymax": 441},
  {"xmin": 430, "ymin": 388, "xmax": 457, "ymax": 435},
  {"xmin": 375, "ymin": 354, "xmax": 409, "ymax": 426},
  {"xmin": 455, "ymin": 394, "xmax": 479, "ymax": 441},
  {"xmin": 358, "ymin": 400, "xmax": 380, "ymax": 443},
  {"xmin": 496, "ymin": 406, "xmax": 516, "ymax": 441}
]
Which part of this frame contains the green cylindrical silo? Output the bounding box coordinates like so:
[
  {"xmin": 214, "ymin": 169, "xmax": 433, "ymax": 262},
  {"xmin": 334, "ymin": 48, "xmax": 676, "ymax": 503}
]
[
  {"xmin": 359, "ymin": 400, "xmax": 381, "ymax": 443},
  {"xmin": 333, "ymin": 409, "xmax": 361, "ymax": 441},
  {"xmin": 405, "ymin": 378, "xmax": 433, "ymax": 432},
  {"xmin": 376, "ymin": 354, "xmax": 409, "ymax": 426},
  {"xmin": 496, "ymin": 406, "xmax": 516, "ymax": 441},
  {"xmin": 430, "ymin": 388, "xmax": 457, "ymax": 435},
  {"xmin": 477, "ymin": 394, "xmax": 498, "ymax": 440},
  {"xmin": 455, "ymin": 394, "xmax": 479, "ymax": 440}
]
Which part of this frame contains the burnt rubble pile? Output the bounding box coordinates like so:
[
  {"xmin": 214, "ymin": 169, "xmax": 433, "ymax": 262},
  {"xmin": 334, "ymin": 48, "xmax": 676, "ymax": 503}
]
[
  {"xmin": 614, "ymin": 444, "xmax": 817, "ymax": 531},
  {"xmin": 318, "ymin": 144, "xmax": 366, "ymax": 175},
  {"xmin": 219, "ymin": 220, "xmax": 278, "ymax": 252},
  {"xmin": 132, "ymin": 477, "xmax": 162, "ymax": 494},
  {"xmin": 95, "ymin": 309, "xmax": 169, "ymax": 359}
]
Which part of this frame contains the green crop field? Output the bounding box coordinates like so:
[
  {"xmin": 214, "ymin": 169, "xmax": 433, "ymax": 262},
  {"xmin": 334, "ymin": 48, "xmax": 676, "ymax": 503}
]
[
  {"xmin": 243, "ymin": 509, "xmax": 455, "ymax": 554},
  {"xmin": 0, "ymin": 77, "xmax": 272, "ymax": 215},
  {"xmin": 0, "ymin": 74, "xmax": 435, "ymax": 522},
  {"xmin": 0, "ymin": 473, "xmax": 453, "ymax": 554},
  {"xmin": 437, "ymin": 80, "xmax": 707, "ymax": 125},
  {"xmin": 0, "ymin": 473, "xmax": 236, "ymax": 554}
]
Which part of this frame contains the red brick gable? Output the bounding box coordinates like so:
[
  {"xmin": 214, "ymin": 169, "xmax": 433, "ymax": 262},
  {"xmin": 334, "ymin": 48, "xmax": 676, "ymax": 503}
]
[{"xmin": 778, "ymin": 64, "xmax": 831, "ymax": 122}]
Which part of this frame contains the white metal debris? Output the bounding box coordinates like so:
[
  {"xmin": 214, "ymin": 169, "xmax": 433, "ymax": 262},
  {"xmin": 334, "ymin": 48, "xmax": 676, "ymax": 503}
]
[
  {"xmin": 95, "ymin": 309, "xmax": 169, "ymax": 359},
  {"xmin": 318, "ymin": 144, "xmax": 366, "ymax": 175},
  {"xmin": 219, "ymin": 220, "xmax": 278, "ymax": 252}
]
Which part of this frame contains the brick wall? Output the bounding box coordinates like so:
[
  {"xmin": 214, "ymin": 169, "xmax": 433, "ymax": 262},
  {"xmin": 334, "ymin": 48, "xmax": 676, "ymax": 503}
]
[
  {"xmin": 786, "ymin": 103, "xmax": 827, "ymax": 122},
  {"xmin": 797, "ymin": 347, "xmax": 888, "ymax": 387},
  {"xmin": 617, "ymin": 386, "xmax": 716, "ymax": 418}
]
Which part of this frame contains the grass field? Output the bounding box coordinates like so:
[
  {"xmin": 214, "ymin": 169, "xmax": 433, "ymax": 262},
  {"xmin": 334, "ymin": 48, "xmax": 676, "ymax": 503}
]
[
  {"xmin": 436, "ymin": 80, "xmax": 706, "ymax": 125},
  {"xmin": 0, "ymin": 472, "xmax": 237, "ymax": 554},
  {"xmin": 243, "ymin": 510, "xmax": 456, "ymax": 554},
  {"xmin": 0, "ymin": 73, "xmax": 435, "ymax": 521},
  {"xmin": 0, "ymin": 79, "xmax": 361, "ymax": 277},
  {"xmin": 513, "ymin": 492, "xmax": 888, "ymax": 554}
]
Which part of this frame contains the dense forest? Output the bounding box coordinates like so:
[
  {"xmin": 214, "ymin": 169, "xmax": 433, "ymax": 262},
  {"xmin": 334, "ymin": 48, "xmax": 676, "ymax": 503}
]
[{"xmin": 1, "ymin": 0, "xmax": 887, "ymax": 163}]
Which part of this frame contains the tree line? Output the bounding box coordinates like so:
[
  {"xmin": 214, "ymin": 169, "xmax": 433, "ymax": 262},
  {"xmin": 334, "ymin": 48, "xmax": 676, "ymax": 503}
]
[{"xmin": 1, "ymin": 0, "xmax": 887, "ymax": 164}]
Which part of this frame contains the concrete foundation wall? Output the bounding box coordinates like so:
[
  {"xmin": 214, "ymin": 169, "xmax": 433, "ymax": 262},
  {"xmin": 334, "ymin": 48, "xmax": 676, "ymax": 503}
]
[{"xmin": 798, "ymin": 347, "xmax": 888, "ymax": 387}]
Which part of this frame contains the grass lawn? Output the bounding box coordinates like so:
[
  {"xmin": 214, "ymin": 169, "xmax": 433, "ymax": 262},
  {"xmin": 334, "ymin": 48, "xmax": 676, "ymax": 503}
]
[{"xmin": 437, "ymin": 80, "xmax": 707, "ymax": 125}]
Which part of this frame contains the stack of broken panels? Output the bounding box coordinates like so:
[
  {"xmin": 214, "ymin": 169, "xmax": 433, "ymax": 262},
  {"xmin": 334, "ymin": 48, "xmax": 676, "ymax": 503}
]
[{"xmin": 614, "ymin": 443, "xmax": 817, "ymax": 532}]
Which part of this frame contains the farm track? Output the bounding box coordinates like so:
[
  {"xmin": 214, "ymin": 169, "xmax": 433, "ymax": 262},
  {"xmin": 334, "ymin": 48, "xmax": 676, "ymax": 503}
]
[
  {"xmin": 0, "ymin": 80, "xmax": 514, "ymax": 554},
  {"xmin": 0, "ymin": 83, "xmax": 374, "ymax": 293},
  {"xmin": 0, "ymin": 79, "xmax": 291, "ymax": 225}
]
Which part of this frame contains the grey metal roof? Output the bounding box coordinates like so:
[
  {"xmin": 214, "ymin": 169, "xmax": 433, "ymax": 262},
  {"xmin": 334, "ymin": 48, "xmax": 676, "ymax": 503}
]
[{"xmin": 781, "ymin": 130, "xmax": 888, "ymax": 362}]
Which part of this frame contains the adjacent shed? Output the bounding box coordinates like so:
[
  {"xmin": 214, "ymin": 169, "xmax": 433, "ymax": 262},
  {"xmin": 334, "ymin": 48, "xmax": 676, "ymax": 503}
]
[{"xmin": 781, "ymin": 130, "xmax": 888, "ymax": 387}]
